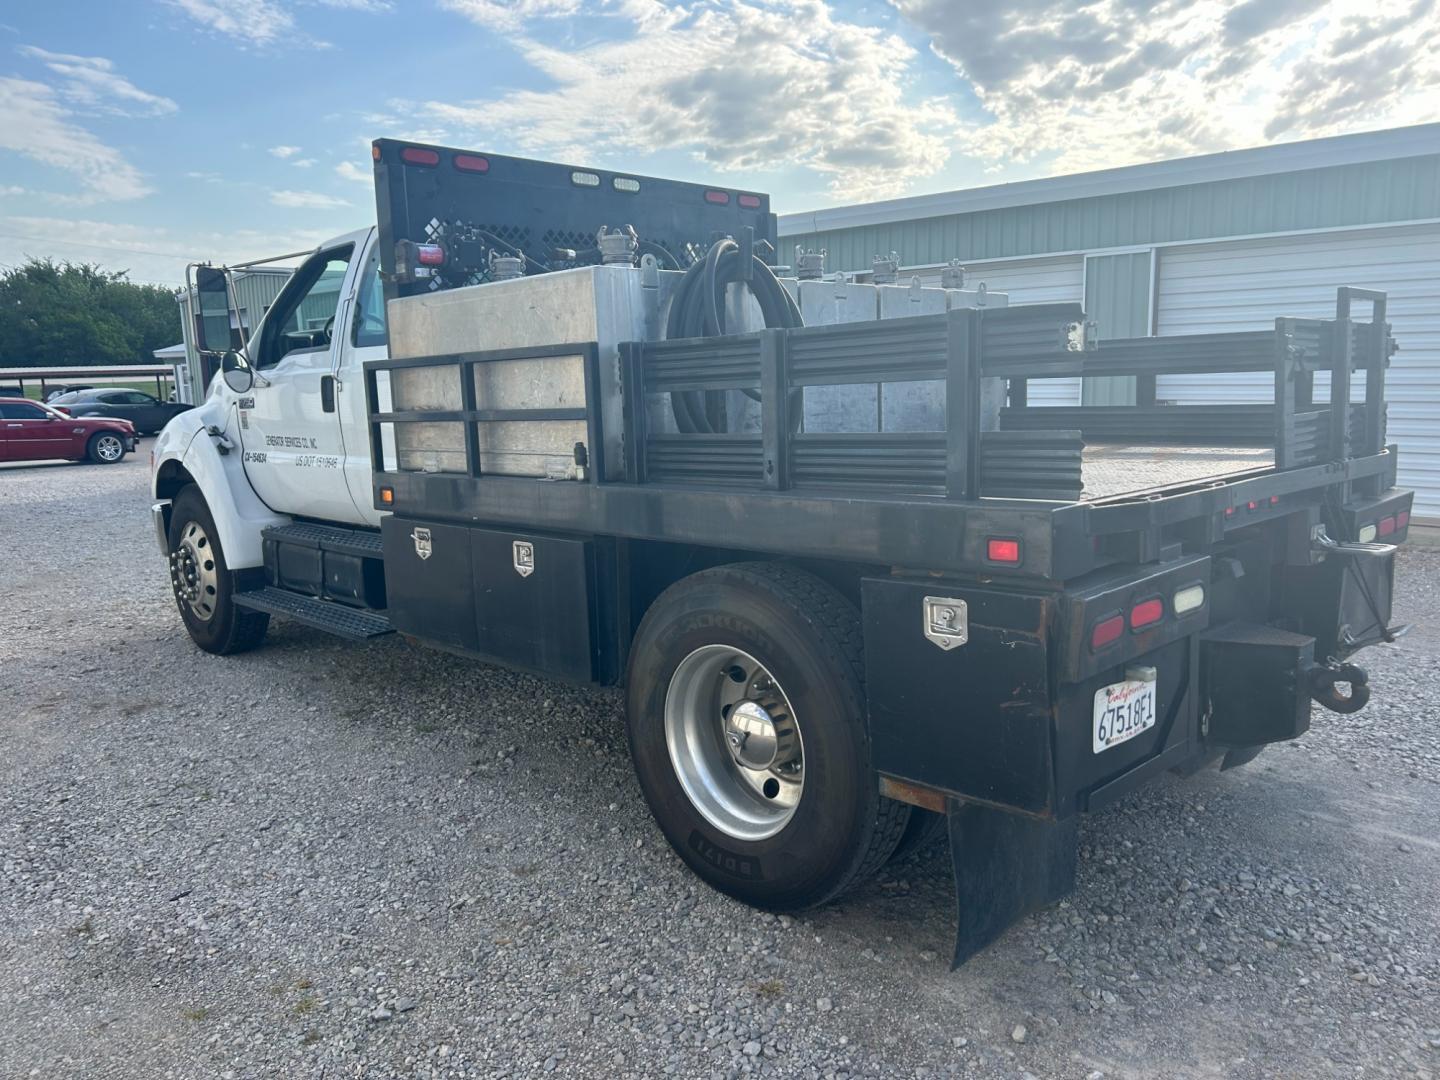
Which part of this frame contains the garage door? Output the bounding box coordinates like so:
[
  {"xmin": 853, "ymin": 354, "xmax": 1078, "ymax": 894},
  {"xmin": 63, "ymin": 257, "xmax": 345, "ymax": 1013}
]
[
  {"xmin": 928, "ymin": 256, "xmax": 1085, "ymax": 406},
  {"xmin": 1155, "ymin": 225, "xmax": 1440, "ymax": 519}
]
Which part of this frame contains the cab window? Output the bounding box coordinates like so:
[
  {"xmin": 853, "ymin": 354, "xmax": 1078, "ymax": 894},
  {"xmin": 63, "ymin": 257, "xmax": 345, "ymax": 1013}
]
[
  {"xmin": 352, "ymin": 242, "xmax": 388, "ymax": 348},
  {"xmin": 256, "ymin": 245, "xmax": 354, "ymax": 369}
]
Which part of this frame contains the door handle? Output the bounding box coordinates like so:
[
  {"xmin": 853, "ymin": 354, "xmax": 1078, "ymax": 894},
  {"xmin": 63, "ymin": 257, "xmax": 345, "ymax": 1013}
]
[{"xmin": 321, "ymin": 375, "xmax": 336, "ymax": 413}]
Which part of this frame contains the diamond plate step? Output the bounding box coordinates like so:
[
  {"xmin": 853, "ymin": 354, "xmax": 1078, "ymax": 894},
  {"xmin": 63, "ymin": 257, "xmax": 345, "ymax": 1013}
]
[
  {"xmin": 234, "ymin": 587, "xmax": 392, "ymax": 640},
  {"xmin": 262, "ymin": 521, "xmax": 384, "ymax": 559}
]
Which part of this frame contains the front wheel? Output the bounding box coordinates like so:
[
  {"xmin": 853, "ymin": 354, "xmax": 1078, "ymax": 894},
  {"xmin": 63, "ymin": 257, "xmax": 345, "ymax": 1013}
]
[
  {"xmin": 87, "ymin": 432, "xmax": 126, "ymax": 464},
  {"xmin": 626, "ymin": 562, "xmax": 909, "ymax": 910},
  {"xmin": 167, "ymin": 486, "xmax": 268, "ymax": 655}
]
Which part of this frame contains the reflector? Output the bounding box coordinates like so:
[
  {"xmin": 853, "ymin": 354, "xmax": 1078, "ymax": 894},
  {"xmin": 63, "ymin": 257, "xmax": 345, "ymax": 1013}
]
[
  {"xmin": 986, "ymin": 538, "xmax": 1020, "ymax": 563},
  {"xmin": 1091, "ymin": 614, "xmax": 1125, "ymax": 650}
]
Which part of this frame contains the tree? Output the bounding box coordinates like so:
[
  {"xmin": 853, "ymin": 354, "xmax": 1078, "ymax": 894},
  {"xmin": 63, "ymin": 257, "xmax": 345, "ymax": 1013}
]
[{"xmin": 0, "ymin": 258, "xmax": 180, "ymax": 368}]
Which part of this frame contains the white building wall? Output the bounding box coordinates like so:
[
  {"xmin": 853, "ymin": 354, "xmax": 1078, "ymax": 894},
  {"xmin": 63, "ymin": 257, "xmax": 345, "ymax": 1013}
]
[{"xmin": 1154, "ymin": 224, "xmax": 1440, "ymax": 519}]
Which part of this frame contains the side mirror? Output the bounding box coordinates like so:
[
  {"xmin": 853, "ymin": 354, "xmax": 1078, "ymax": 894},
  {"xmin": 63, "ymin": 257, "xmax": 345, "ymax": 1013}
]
[
  {"xmin": 193, "ymin": 265, "xmax": 232, "ymax": 354},
  {"xmin": 221, "ymin": 350, "xmax": 254, "ymax": 394}
]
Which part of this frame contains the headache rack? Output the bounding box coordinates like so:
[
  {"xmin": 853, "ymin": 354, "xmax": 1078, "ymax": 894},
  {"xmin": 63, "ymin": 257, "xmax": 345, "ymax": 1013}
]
[{"xmin": 367, "ymin": 287, "xmax": 1396, "ymax": 581}]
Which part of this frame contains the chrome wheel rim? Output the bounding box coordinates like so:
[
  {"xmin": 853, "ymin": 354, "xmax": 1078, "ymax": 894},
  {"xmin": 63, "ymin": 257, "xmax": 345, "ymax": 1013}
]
[
  {"xmin": 170, "ymin": 520, "xmax": 219, "ymax": 621},
  {"xmin": 95, "ymin": 435, "xmax": 123, "ymax": 462},
  {"xmin": 664, "ymin": 645, "xmax": 804, "ymax": 842}
]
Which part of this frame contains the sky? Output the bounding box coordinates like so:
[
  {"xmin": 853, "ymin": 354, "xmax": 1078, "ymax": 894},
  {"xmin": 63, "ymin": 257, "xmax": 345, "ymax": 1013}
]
[{"xmin": 0, "ymin": 0, "xmax": 1436, "ymax": 286}]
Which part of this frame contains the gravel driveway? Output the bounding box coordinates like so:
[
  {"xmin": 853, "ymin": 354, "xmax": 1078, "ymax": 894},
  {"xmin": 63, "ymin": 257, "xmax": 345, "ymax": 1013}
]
[{"xmin": 2, "ymin": 453, "xmax": 1437, "ymax": 1080}]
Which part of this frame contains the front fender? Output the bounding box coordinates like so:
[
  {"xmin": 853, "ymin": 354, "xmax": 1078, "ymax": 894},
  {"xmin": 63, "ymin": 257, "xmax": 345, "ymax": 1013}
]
[{"xmin": 151, "ymin": 402, "xmax": 287, "ymax": 569}]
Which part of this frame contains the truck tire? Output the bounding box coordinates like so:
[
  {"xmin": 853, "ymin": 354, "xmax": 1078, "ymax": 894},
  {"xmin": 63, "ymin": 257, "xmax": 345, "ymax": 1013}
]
[
  {"xmin": 626, "ymin": 562, "xmax": 909, "ymax": 910},
  {"xmin": 86, "ymin": 432, "xmax": 127, "ymax": 464},
  {"xmin": 167, "ymin": 485, "xmax": 269, "ymax": 655},
  {"xmin": 887, "ymin": 808, "xmax": 947, "ymax": 864}
]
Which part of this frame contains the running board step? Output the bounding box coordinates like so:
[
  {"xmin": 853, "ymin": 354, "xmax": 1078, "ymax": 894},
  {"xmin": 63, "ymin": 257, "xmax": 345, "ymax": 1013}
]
[
  {"xmin": 262, "ymin": 521, "xmax": 384, "ymax": 559},
  {"xmin": 234, "ymin": 587, "xmax": 393, "ymax": 640}
]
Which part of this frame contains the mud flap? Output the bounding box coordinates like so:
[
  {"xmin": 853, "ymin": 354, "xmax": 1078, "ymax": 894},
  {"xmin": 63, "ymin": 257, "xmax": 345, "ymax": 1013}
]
[{"xmin": 948, "ymin": 798, "xmax": 1078, "ymax": 968}]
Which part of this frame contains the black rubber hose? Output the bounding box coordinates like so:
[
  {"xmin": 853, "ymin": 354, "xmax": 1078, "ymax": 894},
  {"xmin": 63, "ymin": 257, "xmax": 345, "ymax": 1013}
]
[{"xmin": 665, "ymin": 238, "xmax": 802, "ymax": 432}]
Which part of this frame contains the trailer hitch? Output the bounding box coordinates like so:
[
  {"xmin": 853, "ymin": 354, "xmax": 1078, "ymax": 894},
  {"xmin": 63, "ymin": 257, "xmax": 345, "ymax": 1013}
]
[{"xmin": 1306, "ymin": 658, "xmax": 1370, "ymax": 714}]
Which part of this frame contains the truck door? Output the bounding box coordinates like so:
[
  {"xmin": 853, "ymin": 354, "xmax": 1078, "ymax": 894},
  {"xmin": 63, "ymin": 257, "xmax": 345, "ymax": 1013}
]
[
  {"xmin": 237, "ymin": 242, "xmax": 366, "ymax": 524},
  {"xmin": 335, "ymin": 232, "xmax": 387, "ymax": 526}
]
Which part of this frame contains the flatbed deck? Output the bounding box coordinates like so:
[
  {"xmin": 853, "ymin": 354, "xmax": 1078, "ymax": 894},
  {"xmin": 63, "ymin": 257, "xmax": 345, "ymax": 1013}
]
[{"xmin": 1081, "ymin": 444, "xmax": 1273, "ymax": 500}]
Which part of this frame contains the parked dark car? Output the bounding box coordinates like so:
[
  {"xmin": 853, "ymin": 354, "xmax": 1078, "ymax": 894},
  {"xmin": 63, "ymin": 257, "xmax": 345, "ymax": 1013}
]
[
  {"xmin": 43, "ymin": 384, "xmax": 95, "ymax": 402},
  {"xmin": 0, "ymin": 398, "xmax": 136, "ymax": 464},
  {"xmin": 49, "ymin": 388, "xmax": 192, "ymax": 434},
  {"xmin": 0, "ymin": 385, "xmax": 25, "ymax": 397}
]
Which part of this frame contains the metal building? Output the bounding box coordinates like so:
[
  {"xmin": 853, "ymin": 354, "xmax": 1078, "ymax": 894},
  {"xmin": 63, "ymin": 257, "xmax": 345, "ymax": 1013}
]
[{"xmin": 780, "ymin": 125, "xmax": 1440, "ymax": 519}]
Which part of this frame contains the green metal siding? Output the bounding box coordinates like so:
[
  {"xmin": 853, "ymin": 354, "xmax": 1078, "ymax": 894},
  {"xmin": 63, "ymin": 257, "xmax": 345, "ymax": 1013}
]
[
  {"xmin": 786, "ymin": 155, "xmax": 1440, "ymax": 271},
  {"xmin": 1082, "ymin": 251, "xmax": 1153, "ymax": 405}
]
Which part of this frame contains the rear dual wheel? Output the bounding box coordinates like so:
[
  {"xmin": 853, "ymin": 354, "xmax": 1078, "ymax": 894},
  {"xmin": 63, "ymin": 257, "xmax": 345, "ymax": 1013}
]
[{"xmin": 626, "ymin": 562, "xmax": 909, "ymax": 910}]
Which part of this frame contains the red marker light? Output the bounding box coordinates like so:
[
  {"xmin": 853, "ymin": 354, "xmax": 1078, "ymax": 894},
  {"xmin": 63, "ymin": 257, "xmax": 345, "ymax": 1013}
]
[
  {"xmin": 738, "ymin": 193, "xmax": 762, "ymax": 208},
  {"xmin": 1129, "ymin": 597, "xmax": 1164, "ymax": 630},
  {"xmin": 1269, "ymin": 495, "xmax": 1280, "ymax": 505},
  {"xmin": 415, "ymin": 243, "xmax": 445, "ymax": 267},
  {"xmin": 1247, "ymin": 500, "xmax": 1259, "ymax": 511},
  {"xmin": 704, "ymin": 190, "xmax": 730, "ymax": 204},
  {"xmin": 401, "ymin": 146, "xmax": 440, "ymax": 167},
  {"xmin": 986, "ymin": 538, "xmax": 1021, "ymax": 564},
  {"xmin": 1091, "ymin": 614, "xmax": 1125, "ymax": 651},
  {"xmin": 1224, "ymin": 506, "xmax": 1236, "ymax": 518},
  {"xmin": 1377, "ymin": 515, "xmax": 1397, "ymax": 537},
  {"xmin": 453, "ymin": 153, "xmax": 489, "ymax": 173}
]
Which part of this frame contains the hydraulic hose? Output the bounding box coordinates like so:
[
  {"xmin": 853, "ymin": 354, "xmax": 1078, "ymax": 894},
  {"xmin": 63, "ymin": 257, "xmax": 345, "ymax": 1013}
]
[{"xmin": 665, "ymin": 237, "xmax": 803, "ymax": 433}]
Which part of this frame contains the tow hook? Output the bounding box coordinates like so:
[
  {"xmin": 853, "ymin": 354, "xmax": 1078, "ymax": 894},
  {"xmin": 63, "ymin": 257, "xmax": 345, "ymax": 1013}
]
[{"xmin": 1306, "ymin": 659, "xmax": 1370, "ymax": 714}]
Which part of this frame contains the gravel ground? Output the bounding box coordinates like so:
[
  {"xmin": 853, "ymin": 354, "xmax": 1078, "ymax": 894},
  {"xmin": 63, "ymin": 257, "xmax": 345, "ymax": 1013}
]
[{"xmin": 2, "ymin": 451, "xmax": 1438, "ymax": 1080}]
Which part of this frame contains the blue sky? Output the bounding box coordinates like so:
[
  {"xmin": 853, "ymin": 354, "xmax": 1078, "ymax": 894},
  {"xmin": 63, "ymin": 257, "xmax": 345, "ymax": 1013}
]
[{"xmin": 0, "ymin": 0, "xmax": 1435, "ymax": 285}]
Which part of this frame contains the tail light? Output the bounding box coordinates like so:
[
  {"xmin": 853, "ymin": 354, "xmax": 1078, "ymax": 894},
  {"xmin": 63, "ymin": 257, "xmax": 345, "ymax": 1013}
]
[
  {"xmin": 415, "ymin": 244, "xmax": 446, "ymax": 267},
  {"xmin": 1377, "ymin": 515, "xmax": 1397, "ymax": 537},
  {"xmin": 738, "ymin": 193, "xmax": 762, "ymax": 208},
  {"xmin": 704, "ymin": 190, "xmax": 730, "ymax": 204},
  {"xmin": 1129, "ymin": 597, "xmax": 1164, "ymax": 630},
  {"xmin": 453, "ymin": 154, "xmax": 489, "ymax": 173},
  {"xmin": 1397, "ymin": 510, "xmax": 1410, "ymax": 530},
  {"xmin": 400, "ymin": 146, "xmax": 440, "ymax": 167}
]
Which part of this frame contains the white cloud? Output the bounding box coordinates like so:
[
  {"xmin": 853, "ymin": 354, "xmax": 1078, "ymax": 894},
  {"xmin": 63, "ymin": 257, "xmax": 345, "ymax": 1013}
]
[
  {"xmin": 891, "ymin": 0, "xmax": 1440, "ymax": 176},
  {"xmin": 439, "ymin": 0, "xmax": 584, "ymax": 30},
  {"xmin": 0, "ymin": 77, "xmax": 150, "ymax": 201},
  {"xmin": 166, "ymin": 0, "xmax": 297, "ymax": 46},
  {"xmin": 269, "ymin": 144, "xmax": 302, "ymax": 158},
  {"xmin": 0, "ymin": 214, "xmax": 332, "ymax": 286},
  {"xmin": 335, "ymin": 160, "xmax": 371, "ymax": 183},
  {"xmin": 0, "ymin": 185, "xmax": 25, "ymax": 196},
  {"xmin": 17, "ymin": 46, "xmax": 178, "ymax": 117},
  {"xmin": 423, "ymin": 0, "xmax": 958, "ymax": 200},
  {"xmin": 292, "ymin": 158, "xmax": 317, "ymax": 167},
  {"xmin": 270, "ymin": 189, "xmax": 351, "ymax": 209}
]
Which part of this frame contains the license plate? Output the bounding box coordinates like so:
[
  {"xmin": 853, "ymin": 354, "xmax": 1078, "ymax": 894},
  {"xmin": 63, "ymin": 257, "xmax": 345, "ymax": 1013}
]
[{"xmin": 1093, "ymin": 675, "xmax": 1157, "ymax": 753}]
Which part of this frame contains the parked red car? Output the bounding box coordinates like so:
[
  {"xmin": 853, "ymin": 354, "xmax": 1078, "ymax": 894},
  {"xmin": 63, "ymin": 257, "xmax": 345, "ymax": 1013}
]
[{"xmin": 0, "ymin": 397, "xmax": 137, "ymax": 464}]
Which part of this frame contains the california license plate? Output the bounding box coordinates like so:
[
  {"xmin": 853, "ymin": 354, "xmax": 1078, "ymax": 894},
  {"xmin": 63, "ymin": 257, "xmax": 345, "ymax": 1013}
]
[{"xmin": 1093, "ymin": 674, "xmax": 1157, "ymax": 753}]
